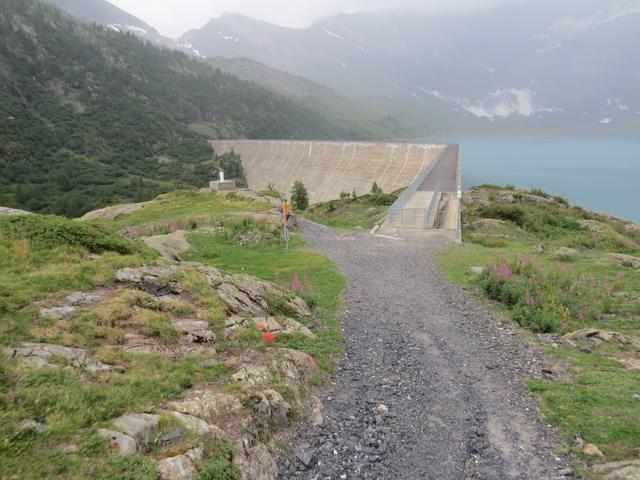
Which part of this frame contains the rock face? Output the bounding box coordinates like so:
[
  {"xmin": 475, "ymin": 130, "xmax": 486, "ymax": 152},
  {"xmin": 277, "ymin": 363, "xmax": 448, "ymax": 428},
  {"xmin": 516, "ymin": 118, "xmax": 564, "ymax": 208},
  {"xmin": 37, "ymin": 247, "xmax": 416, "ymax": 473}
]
[
  {"xmin": 593, "ymin": 459, "xmax": 640, "ymax": 480},
  {"xmin": 625, "ymin": 223, "xmax": 640, "ymax": 234},
  {"xmin": 143, "ymin": 231, "xmax": 192, "ymax": 261},
  {"xmin": 225, "ymin": 316, "xmax": 315, "ymax": 339},
  {"xmin": 171, "ymin": 320, "xmax": 216, "ymax": 344},
  {"xmin": 111, "ymin": 413, "xmax": 160, "ymax": 451},
  {"xmin": 115, "ymin": 265, "xmax": 312, "ymax": 320},
  {"xmin": 608, "ymin": 253, "xmax": 640, "ymax": 270},
  {"xmin": 562, "ymin": 329, "xmax": 640, "ymax": 351},
  {"xmin": 497, "ymin": 192, "xmax": 515, "ymax": 204},
  {"xmin": 0, "ymin": 206, "xmax": 33, "ymax": 216},
  {"xmin": 79, "ymin": 201, "xmax": 149, "ymax": 221},
  {"xmin": 39, "ymin": 288, "xmax": 113, "ymax": 320},
  {"xmin": 198, "ymin": 266, "xmax": 312, "ymax": 318},
  {"xmin": 156, "ymin": 446, "xmax": 203, "ymax": 480},
  {"xmin": 552, "ymin": 247, "xmax": 580, "ymax": 259},
  {"xmin": 4, "ymin": 343, "xmax": 120, "ymax": 373},
  {"xmin": 167, "ymin": 391, "xmax": 243, "ymax": 423},
  {"xmin": 97, "ymin": 429, "xmax": 138, "ymax": 457},
  {"xmin": 234, "ymin": 443, "xmax": 278, "ymax": 480}
]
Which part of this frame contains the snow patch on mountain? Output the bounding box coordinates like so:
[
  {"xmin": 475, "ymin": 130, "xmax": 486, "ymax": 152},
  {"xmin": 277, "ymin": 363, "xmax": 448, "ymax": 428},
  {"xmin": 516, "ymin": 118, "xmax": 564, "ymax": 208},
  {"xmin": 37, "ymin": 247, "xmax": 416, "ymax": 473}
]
[
  {"xmin": 427, "ymin": 88, "xmax": 557, "ymax": 119},
  {"xmin": 536, "ymin": 43, "xmax": 561, "ymax": 54},
  {"xmin": 107, "ymin": 24, "xmax": 148, "ymax": 36},
  {"xmin": 218, "ymin": 31, "xmax": 239, "ymax": 42},
  {"xmin": 325, "ymin": 29, "xmax": 344, "ymax": 40},
  {"xmin": 600, "ymin": 118, "xmax": 613, "ymax": 124},
  {"xmin": 551, "ymin": 6, "xmax": 640, "ymax": 36},
  {"xmin": 125, "ymin": 25, "xmax": 147, "ymax": 35}
]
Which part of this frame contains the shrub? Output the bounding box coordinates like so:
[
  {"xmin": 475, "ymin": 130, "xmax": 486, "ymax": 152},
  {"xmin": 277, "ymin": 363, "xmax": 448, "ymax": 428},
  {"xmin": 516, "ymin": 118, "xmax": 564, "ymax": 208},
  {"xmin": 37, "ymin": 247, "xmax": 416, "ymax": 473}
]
[
  {"xmin": 227, "ymin": 218, "xmax": 280, "ymax": 246},
  {"xmin": 371, "ymin": 182, "xmax": 382, "ymax": 195},
  {"xmin": 291, "ymin": 181, "xmax": 309, "ymax": 211},
  {"xmin": 198, "ymin": 447, "xmax": 241, "ymax": 480},
  {"xmin": 0, "ymin": 215, "xmax": 137, "ymax": 254}
]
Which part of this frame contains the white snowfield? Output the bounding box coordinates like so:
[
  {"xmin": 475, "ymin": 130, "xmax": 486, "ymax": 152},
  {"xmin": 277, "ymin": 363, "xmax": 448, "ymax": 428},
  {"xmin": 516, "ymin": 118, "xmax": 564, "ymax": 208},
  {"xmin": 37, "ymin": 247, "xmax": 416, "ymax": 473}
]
[{"xmin": 209, "ymin": 140, "xmax": 446, "ymax": 203}]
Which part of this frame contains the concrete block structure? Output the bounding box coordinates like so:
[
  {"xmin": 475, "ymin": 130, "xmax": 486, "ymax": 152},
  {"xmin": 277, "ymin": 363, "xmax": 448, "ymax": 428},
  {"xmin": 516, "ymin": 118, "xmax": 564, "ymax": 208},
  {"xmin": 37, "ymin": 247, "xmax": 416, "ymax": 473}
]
[{"xmin": 209, "ymin": 140, "xmax": 445, "ymax": 203}]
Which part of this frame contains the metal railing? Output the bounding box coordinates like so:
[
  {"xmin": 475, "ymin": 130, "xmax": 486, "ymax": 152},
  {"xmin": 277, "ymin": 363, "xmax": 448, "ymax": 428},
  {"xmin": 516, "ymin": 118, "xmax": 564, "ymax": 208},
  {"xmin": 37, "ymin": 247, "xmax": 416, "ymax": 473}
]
[
  {"xmin": 387, "ymin": 146, "xmax": 451, "ymax": 227},
  {"xmin": 388, "ymin": 145, "xmax": 450, "ymax": 210}
]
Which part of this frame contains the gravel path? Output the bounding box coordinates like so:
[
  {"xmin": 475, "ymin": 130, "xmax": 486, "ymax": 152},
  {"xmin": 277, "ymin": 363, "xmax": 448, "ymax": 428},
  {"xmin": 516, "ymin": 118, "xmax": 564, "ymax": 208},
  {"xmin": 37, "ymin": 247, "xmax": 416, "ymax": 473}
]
[{"xmin": 279, "ymin": 221, "xmax": 571, "ymax": 480}]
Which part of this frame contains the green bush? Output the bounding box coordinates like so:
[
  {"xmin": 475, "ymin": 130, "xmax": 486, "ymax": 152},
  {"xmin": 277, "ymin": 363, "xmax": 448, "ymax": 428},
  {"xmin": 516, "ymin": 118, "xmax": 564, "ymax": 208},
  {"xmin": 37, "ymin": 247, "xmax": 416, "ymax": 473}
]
[
  {"xmin": 0, "ymin": 215, "xmax": 138, "ymax": 254},
  {"xmin": 291, "ymin": 181, "xmax": 309, "ymax": 211},
  {"xmin": 198, "ymin": 444, "xmax": 241, "ymax": 480}
]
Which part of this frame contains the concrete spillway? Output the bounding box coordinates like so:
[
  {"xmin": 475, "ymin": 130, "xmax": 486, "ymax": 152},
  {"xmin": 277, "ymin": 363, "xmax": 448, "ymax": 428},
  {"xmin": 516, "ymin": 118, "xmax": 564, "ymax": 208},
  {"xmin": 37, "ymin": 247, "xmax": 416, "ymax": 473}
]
[{"xmin": 209, "ymin": 140, "xmax": 445, "ymax": 203}]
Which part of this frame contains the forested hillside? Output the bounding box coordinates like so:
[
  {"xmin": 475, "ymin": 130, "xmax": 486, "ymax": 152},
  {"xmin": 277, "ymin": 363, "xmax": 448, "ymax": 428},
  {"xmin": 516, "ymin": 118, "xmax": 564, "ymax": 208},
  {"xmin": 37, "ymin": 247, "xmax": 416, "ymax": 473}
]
[{"xmin": 0, "ymin": 0, "xmax": 362, "ymax": 217}]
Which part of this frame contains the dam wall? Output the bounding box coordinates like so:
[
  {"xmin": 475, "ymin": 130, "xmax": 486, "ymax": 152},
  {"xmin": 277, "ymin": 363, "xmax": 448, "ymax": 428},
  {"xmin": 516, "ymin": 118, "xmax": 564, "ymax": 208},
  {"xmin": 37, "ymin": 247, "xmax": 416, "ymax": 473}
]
[{"xmin": 209, "ymin": 140, "xmax": 446, "ymax": 203}]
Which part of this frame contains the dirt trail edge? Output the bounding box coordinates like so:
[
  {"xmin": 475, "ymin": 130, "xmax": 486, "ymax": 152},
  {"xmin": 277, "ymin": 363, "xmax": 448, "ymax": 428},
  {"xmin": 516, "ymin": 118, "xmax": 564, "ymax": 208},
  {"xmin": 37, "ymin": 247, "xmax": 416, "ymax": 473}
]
[{"xmin": 279, "ymin": 221, "xmax": 570, "ymax": 480}]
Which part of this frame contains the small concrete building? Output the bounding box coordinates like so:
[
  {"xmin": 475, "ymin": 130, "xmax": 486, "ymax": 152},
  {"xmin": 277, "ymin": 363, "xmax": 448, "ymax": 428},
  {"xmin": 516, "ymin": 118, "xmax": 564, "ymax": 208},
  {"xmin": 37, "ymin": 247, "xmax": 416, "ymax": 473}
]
[{"xmin": 209, "ymin": 171, "xmax": 237, "ymax": 192}]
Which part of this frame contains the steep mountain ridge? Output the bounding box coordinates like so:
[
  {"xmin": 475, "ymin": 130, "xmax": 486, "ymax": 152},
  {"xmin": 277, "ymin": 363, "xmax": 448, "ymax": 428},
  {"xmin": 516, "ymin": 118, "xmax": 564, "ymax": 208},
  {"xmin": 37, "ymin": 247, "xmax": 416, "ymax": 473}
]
[
  {"xmin": 181, "ymin": 5, "xmax": 640, "ymax": 134},
  {"xmin": 0, "ymin": 0, "xmax": 364, "ymax": 216}
]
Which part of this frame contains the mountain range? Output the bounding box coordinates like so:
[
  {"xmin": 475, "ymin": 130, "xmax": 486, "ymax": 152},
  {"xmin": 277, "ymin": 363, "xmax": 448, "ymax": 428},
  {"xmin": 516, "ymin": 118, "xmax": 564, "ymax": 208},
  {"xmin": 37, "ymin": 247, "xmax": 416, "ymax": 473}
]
[
  {"xmin": 1, "ymin": 0, "xmax": 371, "ymax": 216},
  {"xmin": 180, "ymin": 2, "xmax": 640, "ymax": 135}
]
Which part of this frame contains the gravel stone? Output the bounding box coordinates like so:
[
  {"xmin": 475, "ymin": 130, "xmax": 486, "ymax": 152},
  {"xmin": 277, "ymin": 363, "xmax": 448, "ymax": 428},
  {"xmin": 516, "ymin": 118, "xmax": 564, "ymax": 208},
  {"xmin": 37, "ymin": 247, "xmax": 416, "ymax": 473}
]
[{"xmin": 278, "ymin": 221, "xmax": 570, "ymax": 479}]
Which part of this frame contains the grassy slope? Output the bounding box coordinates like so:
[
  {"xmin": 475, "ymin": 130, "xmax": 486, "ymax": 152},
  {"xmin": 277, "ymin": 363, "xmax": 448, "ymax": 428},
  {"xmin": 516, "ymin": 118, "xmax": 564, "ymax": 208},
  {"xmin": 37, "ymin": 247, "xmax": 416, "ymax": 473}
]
[
  {"xmin": 303, "ymin": 190, "xmax": 400, "ymax": 231},
  {"xmin": 0, "ymin": 190, "xmax": 345, "ymax": 478},
  {"xmin": 437, "ymin": 186, "xmax": 640, "ymax": 472}
]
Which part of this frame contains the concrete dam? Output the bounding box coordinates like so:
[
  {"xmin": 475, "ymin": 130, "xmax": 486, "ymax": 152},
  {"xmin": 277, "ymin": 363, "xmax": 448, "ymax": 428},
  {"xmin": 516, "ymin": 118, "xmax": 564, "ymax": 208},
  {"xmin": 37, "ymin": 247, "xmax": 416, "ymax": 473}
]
[
  {"xmin": 210, "ymin": 140, "xmax": 461, "ymax": 237},
  {"xmin": 209, "ymin": 140, "xmax": 445, "ymax": 203}
]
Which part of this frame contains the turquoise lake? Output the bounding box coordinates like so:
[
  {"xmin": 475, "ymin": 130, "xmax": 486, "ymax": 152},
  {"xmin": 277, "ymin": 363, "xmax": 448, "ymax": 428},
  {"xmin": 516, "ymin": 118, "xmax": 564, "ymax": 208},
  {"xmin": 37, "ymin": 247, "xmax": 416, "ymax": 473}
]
[{"xmin": 440, "ymin": 138, "xmax": 639, "ymax": 223}]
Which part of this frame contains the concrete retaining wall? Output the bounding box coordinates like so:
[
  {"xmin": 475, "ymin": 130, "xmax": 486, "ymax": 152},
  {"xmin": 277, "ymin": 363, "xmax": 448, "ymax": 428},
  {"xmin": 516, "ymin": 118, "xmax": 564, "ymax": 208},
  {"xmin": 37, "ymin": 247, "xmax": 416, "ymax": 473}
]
[{"xmin": 209, "ymin": 140, "xmax": 445, "ymax": 203}]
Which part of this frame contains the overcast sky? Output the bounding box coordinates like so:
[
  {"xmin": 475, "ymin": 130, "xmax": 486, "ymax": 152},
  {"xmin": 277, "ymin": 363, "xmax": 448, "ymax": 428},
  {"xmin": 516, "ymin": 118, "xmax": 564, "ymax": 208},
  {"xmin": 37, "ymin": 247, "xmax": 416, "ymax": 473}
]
[{"xmin": 108, "ymin": 0, "xmax": 544, "ymax": 38}]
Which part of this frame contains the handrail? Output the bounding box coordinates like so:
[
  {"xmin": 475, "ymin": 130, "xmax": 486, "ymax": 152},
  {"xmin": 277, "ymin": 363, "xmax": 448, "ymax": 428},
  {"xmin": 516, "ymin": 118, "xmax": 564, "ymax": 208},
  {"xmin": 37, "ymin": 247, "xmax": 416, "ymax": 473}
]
[
  {"xmin": 425, "ymin": 181, "xmax": 441, "ymax": 228},
  {"xmin": 388, "ymin": 145, "xmax": 450, "ymax": 212}
]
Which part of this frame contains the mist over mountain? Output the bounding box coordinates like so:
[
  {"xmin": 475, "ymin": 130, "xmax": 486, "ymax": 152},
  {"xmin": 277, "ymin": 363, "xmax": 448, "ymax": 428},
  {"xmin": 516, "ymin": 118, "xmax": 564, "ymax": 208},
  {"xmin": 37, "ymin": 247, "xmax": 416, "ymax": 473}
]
[{"xmin": 180, "ymin": 3, "xmax": 640, "ymax": 135}]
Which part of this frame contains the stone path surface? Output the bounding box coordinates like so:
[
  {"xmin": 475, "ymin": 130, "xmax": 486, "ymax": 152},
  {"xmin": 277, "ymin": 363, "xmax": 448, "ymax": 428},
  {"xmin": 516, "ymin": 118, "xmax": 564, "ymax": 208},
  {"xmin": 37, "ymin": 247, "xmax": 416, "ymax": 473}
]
[{"xmin": 279, "ymin": 221, "xmax": 570, "ymax": 480}]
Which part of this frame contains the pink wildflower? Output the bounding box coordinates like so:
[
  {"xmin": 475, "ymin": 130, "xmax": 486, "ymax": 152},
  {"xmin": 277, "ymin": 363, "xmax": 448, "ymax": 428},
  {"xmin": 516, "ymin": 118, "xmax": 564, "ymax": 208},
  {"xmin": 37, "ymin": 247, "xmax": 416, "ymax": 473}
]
[
  {"xmin": 498, "ymin": 264, "xmax": 513, "ymax": 281},
  {"xmin": 291, "ymin": 275, "xmax": 304, "ymax": 293}
]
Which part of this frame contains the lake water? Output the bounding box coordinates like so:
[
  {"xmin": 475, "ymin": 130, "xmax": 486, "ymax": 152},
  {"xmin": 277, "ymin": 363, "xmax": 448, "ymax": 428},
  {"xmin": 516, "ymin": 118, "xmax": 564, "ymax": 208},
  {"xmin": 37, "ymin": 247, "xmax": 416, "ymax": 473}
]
[{"xmin": 436, "ymin": 138, "xmax": 639, "ymax": 223}]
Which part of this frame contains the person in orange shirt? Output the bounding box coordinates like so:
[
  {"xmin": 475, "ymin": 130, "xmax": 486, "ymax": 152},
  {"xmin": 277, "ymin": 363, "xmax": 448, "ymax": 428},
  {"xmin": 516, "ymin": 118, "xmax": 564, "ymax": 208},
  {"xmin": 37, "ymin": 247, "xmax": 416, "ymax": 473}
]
[{"xmin": 282, "ymin": 200, "xmax": 292, "ymax": 222}]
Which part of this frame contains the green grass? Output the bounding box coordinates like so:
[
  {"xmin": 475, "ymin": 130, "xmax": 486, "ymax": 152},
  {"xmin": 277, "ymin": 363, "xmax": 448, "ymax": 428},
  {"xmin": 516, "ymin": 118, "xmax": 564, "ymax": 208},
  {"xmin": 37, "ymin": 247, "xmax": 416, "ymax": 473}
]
[
  {"xmin": 304, "ymin": 191, "xmax": 399, "ymax": 231},
  {"xmin": 103, "ymin": 190, "xmax": 270, "ymax": 230},
  {"xmin": 528, "ymin": 351, "xmax": 640, "ymax": 461},
  {"xmin": 0, "ymin": 192, "xmax": 346, "ymax": 478},
  {"xmin": 0, "ymin": 350, "xmax": 230, "ymax": 478},
  {"xmin": 185, "ymin": 232, "xmax": 346, "ymax": 372},
  {"xmin": 0, "ymin": 215, "xmax": 156, "ymax": 344},
  {"xmin": 439, "ymin": 186, "xmax": 640, "ymax": 468}
]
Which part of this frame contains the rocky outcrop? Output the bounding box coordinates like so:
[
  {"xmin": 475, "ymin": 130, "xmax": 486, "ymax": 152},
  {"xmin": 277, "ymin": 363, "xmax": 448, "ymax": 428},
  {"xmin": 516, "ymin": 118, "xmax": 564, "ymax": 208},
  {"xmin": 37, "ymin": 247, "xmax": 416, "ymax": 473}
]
[
  {"xmin": 97, "ymin": 429, "xmax": 138, "ymax": 457},
  {"xmin": 115, "ymin": 265, "xmax": 312, "ymax": 319},
  {"xmin": 39, "ymin": 288, "xmax": 114, "ymax": 320},
  {"xmin": 0, "ymin": 206, "xmax": 33, "ymax": 216},
  {"xmin": 171, "ymin": 320, "xmax": 216, "ymax": 344},
  {"xmin": 111, "ymin": 413, "xmax": 160, "ymax": 451},
  {"xmin": 552, "ymin": 247, "xmax": 580, "ymax": 259},
  {"xmin": 79, "ymin": 201, "xmax": 149, "ymax": 221},
  {"xmin": 225, "ymin": 316, "xmax": 315, "ymax": 339},
  {"xmin": 167, "ymin": 391, "xmax": 243, "ymax": 423},
  {"xmin": 562, "ymin": 329, "xmax": 640, "ymax": 351},
  {"xmin": 142, "ymin": 231, "xmax": 192, "ymax": 261},
  {"xmin": 624, "ymin": 223, "xmax": 640, "ymax": 234},
  {"xmin": 4, "ymin": 343, "xmax": 120, "ymax": 373},
  {"xmin": 593, "ymin": 459, "xmax": 640, "ymax": 480},
  {"xmin": 198, "ymin": 266, "xmax": 312, "ymax": 318},
  {"xmin": 608, "ymin": 253, "xmax": 640, "ymax": 270},
  {"xmin": 157, "ymin": 446, "xmax": 203, "ymax": 480}
]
